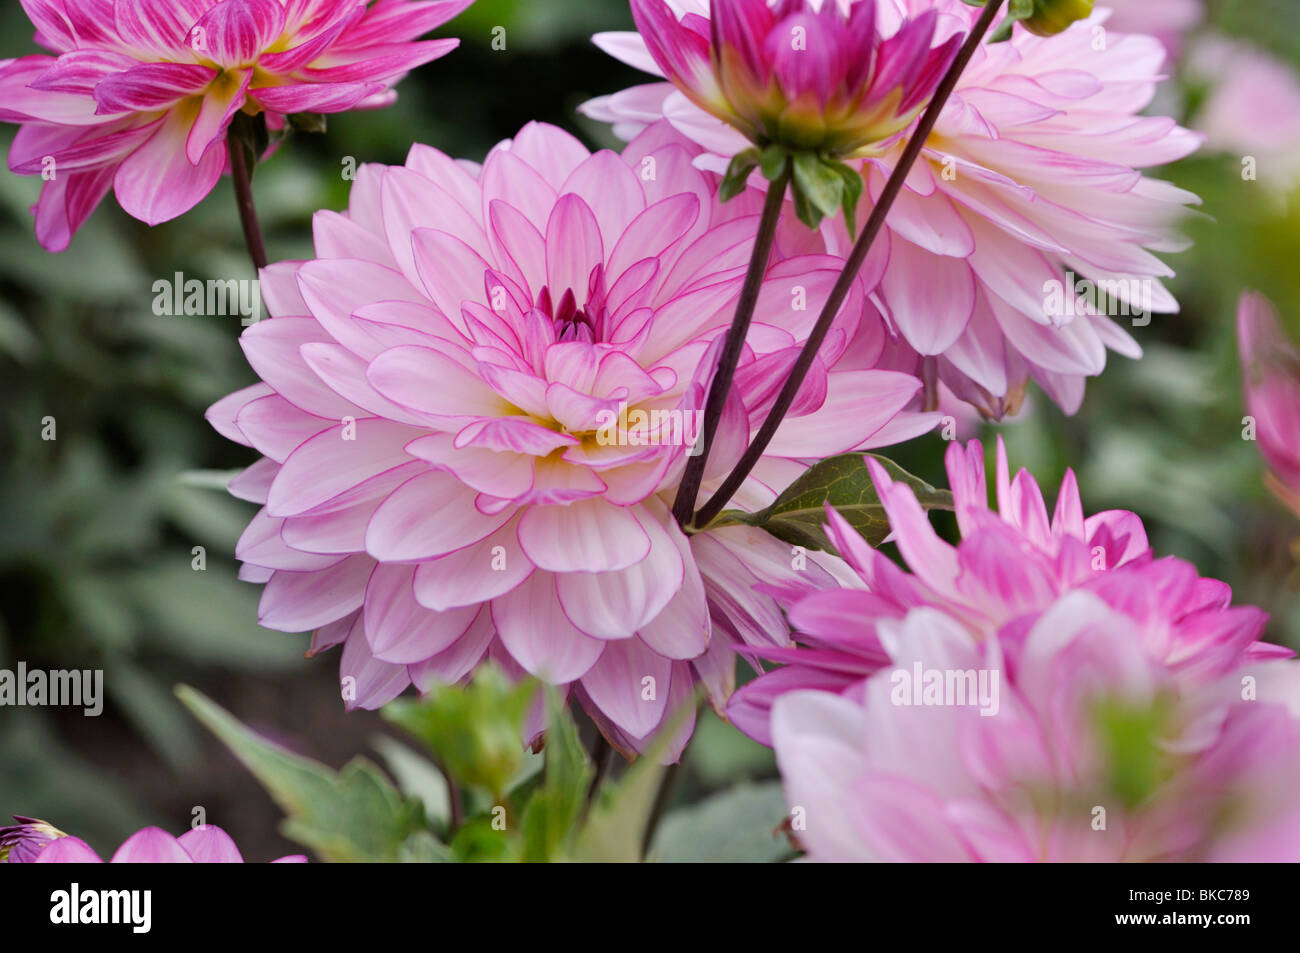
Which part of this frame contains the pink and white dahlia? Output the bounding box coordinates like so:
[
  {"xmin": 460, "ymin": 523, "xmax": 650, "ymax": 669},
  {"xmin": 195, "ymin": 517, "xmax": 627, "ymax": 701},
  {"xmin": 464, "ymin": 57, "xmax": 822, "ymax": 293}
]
[
  {"xmin": 3, "ymin": 820, "xmax": 305, "ymax": 862},
  {"xmin": 770, "ymin": 596, "xmax": 1300, "ymax": 861},
  {"xmin": 0, "ymin": 0, "xmax": 472, "ymax": 250},
  {"xmin": 729, "ymin": 437, "xmax": 1291, "ymax": 744},
  {"xmin": 208, "ymin": 121, "xmax": 928, "ymax": 758},
  {"xmin": 584, "ymin": 0, "xmax": 1202, "ymax": 417},
  {"xmin": 628, "ymin": 0, "xmax": 962, "ymax": 157},
  {"xmin": 1238, "ymin": 292, "xmax": 1300, "ymax": 518}
]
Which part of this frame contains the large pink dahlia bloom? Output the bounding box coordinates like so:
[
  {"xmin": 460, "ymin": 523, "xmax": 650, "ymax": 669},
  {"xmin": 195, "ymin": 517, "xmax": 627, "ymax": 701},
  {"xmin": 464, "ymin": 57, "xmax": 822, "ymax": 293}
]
[
  {"xmin": 1238, "ymin": 292, "xmax": 1300, "ymax": 518},
  {"xmin": 583, "ymin": 0, "xmax": 1202, "ymax": 417},
  {"xmin": 771, "ymin": 598, "xmax": 1300, "ymax": 861},
  {"xmin": 208, "ymin": 121, "xmax": 928, "ymax": 758},
  {"xmin": 0, "ymin": 0, "xmax": 472, "ymax": 250},
  {"xmin": 629, "ymin": 0, "xmax": 962, "ymax": 157},
  {"xmin": 1, "ymin": 819, "xmax": 305, "ymax": 862},
  {"xmin": 729, "ymin": 437, "xmax": 1291, "ymax": 744}
]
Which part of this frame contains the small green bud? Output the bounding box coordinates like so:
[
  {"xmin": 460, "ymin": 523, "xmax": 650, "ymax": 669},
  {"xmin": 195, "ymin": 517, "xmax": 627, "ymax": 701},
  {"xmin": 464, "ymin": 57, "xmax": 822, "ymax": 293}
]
[{"xmin": 1021, "ymin": 0, "xmax": 1094, "ymax": 37}]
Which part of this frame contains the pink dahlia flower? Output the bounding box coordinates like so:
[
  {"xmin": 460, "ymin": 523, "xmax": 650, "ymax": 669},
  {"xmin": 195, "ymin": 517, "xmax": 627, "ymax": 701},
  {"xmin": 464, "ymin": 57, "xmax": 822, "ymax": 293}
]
[
  {"xmin": 629, "ymin": 0, "xmax": 962, "ymax": 157},
  {"xmin": 207, "ymin": 121, "xmax": 928, "ymax": 759},
  {"xmin": 584, "ymin": 0, "xmax": 1202, "ymax": 417},
  {"xmin": 0, "ymin": 0, "xmax": 472, "ymax": 250},
  {"xmin": 0, "ymin": 816, "xmax": 66, "ymax": 863},
  {"xmin": 1191, "ymin": 37, "xmax": 1300, "ymax": 194},
  {"xmin": 770, "ymin": 598, "xmax": 1300, "ymax": 861},
  {"xmin": 729, "ymin": 436, "xmax": 1291, "ymax": 744},
  {"xmin": 1238, "ymin": 292, "xmax": 1300, "ymax": 517},
  {"xmin": 5, "ymin": 821, "xmax": 305, "ymax": 862}
]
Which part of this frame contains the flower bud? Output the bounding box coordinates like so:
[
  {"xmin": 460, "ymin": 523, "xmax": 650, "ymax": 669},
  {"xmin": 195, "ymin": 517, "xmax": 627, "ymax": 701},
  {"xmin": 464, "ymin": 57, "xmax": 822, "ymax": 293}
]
[
  {"xmin": 0, "ymin": 816, "xmax": 65, "ymax": 863},
  {"xmin": 1021, "ymin": 0, "xmax": 1095, "ymax": 37}
]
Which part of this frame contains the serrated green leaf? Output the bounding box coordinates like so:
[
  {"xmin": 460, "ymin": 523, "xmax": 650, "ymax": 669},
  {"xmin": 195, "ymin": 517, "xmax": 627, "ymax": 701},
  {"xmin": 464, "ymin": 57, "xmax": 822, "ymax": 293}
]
[
  {"xmin": 383, "ymin": 665, "xmax": 537, "ymax": 800},
  {"xmin": 707, "ymin": 453, "xmax": 953, "ymax": 554},
  {"xmin": 178, "ymin": 685, "xmax": 432, "ymax": 862},
  {"xmin": 649, "ymin": 781, "xmax": 794, "ymax": 863}
]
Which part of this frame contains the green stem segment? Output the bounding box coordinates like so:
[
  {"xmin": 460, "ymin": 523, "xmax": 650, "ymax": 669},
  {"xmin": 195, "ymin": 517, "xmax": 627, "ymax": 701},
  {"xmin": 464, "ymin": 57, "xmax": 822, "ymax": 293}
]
[
  {"xmin": 690, "ymin": 0, "xmax": 1007, "ymax": 531},
  {"xmin": 228, "ymin": 124, "xmax": 268, "ymax": 271},
  {"xmin": 671, "ymin": 169, "xmax": 791, "ymax": 528}
]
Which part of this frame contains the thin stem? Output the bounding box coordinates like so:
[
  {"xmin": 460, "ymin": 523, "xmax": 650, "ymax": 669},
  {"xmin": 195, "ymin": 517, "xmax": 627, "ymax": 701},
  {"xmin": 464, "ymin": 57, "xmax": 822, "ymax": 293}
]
[
  {"xmin": 671, "ymin": 169, "xmax": 791, "ymax": 527},
  {"xmin": 691, "ymin": 0, "xmax": 1006, "ymax": 531},
  {"xmin": 443, "ymin": 762, "xmax": 464, "ymax": 834},
  {"xmin": 228, "ymin": 125, "xmax": 268, "ymax": 271},
  {"xmin": 585, "ymin": 732, "xmax": 613, "ymax": 807}
]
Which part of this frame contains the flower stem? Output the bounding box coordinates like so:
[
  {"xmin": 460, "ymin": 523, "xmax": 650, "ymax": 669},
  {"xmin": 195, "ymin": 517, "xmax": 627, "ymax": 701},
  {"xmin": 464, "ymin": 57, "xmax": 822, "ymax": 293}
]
[
  {"xmin": 671, "ymin": 169, "xmax": 791, "ymax": 528},
  {"xmin": 691, "ymin": 0, "xmax": 1006, "ymax": 531},
  {"xmin": 228, "ymin": 125, "xmax": 268, "ymax": 271}
]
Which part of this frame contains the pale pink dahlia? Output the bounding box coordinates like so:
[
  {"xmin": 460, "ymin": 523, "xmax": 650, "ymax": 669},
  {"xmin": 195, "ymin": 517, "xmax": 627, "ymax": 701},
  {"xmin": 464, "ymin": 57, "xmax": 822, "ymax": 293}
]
[
  {"xmin": 4, "ymin": 820, "xmax": 305, "ymax": 862},
  {"xmin": 771, "ymin": 597, "xmax": 1300, "ymax": 861},
  {"xmin": 583, "ymin": 0, "xmax": 1202, "ymax": 417},
  {"xmin": 1191, "ymin": 37, "xmax": 1300, "ymax": 194},
  {"xmin": 1104, "ymin": 0, "xmax": 1202, "ymax": 58},
  {"xmin": 1238, "ymin": 292, "xmax": 1300, "ymax": 518},
  {"xmin": 729, "ymin": 437, "xmax": 1291, "ymax": 744},
  {"xmin": 628, "ymin": 0, "xmax": 962, "ymax": 157},
  {"xmin": 0, "ymin": 0, "xmax": 472, "ymax": 250},
  {"xmin": 208, "ymin": 121, "xmax": 928, "ymax": 758}
]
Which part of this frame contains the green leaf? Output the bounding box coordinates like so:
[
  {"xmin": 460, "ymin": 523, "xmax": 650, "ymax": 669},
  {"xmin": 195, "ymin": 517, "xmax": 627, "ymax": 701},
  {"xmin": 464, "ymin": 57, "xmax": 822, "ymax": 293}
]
[
  {"xmin": 383, "ymin": 665, "xmax": 537, "ymax": 800},
  {"xmin": 707, "ymin": 453, "xmax": 954, "ymax": 554},
  {"xmin": 829, "ymin": 159, "xmax": 864, "ymax": 239},
  {"xmin": 791, "ymin": 151, "xmax": 844, "ymax": 229},
  {"xmin": 564, "ymin": 703, "xmax": 696, "ymax": 863},
  {"xmin": 990, "ymin": 0, "xmax": 1033, "ymax": 42},
  {"xmin": 372, "ymin": 735, "xmax": 451, "ymax": 827},
  {"xmin": 566, "ymin": 753, "xmax": 666, "ymax": 863},
  {"xmin": 719, "ymin": 147, "xmax": 762, "ymax": 202},
  {"xmin": 759, "ymin": 143, "xmax": 791, "ymax": 182},
  {"xmin": 520, "ymin": 687, "xmax": 593, "ymax": 862},
  {"xmin": 178, "ymin": 685, "xmax": 432, "ymax": 862},
  {"xmin": 649, "ymin": 781, "xmax": 794, "ymax": 863}
]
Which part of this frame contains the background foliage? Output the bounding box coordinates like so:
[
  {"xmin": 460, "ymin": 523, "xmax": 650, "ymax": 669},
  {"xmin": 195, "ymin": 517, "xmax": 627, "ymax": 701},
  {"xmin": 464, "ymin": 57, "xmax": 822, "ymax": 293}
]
[{"xmin": 0, "ymin": 0, "xmax": 1296, "ymax": 860}]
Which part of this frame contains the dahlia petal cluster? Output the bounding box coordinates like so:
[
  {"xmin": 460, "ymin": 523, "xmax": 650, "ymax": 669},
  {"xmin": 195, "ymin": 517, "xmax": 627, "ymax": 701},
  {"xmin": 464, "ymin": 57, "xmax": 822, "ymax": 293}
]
[
  {"xmin": 1238, "ymin": 292, "xmax": 1300, "ymax": 517},
  {"xmin": 729, "ymin": 437, "xmax": 1291, "ymax": 744},
  {"xmin": 0, "ymin": 0, "xmax": 472, "ymax": 250},
  {"xmin": 770, "ymin": 596, "xmax": 1300, "ymax": 861},
  {"xmin": 208, "ymin": 120, "xmax": 928, "ymax": 758},
  {"xmin": 584, "ymin": 0, "xmax": 1202, "ymax": 418},
  {"xmin": 628, "ymin": 0, "xmax": 962, "ymax": 157},
  {"xmin": 2, "ymin": 819, "xmax": 305, "ymax": 862},
  {"xmin": 0, "ymin": 816, "xmax": 65, "ymax": 862}
]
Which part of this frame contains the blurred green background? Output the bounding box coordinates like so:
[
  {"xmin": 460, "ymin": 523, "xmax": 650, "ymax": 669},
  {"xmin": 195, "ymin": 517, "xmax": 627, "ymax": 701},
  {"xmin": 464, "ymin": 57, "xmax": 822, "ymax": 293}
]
[{"xmin": 0, "ymin": 0, "xmax": 1297, "ymax": 860}]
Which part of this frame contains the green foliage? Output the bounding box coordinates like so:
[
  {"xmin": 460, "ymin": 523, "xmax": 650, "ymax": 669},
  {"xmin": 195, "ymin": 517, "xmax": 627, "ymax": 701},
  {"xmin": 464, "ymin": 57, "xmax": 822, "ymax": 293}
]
[
  {"xmin": 384, "ymin": 668, "xmax": 538, "ymax": 800},
  {"xmin": 649, "ymin": 782, "xmax": 793, "ymax": 863},
  {"xmin": 708, "ymin": 453, "xmax": 954, "ymax": 554},
  {"xmin": 179, "ymin": 686, "xmax": 432, "ymax": 863}
]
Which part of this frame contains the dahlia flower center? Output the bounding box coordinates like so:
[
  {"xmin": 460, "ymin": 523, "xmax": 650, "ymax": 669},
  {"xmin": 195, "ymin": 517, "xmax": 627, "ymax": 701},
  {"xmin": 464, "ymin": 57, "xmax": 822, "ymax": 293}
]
[{"xmin": 536, "ymin": 265, "xmax": 609, "ymax": 344}]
